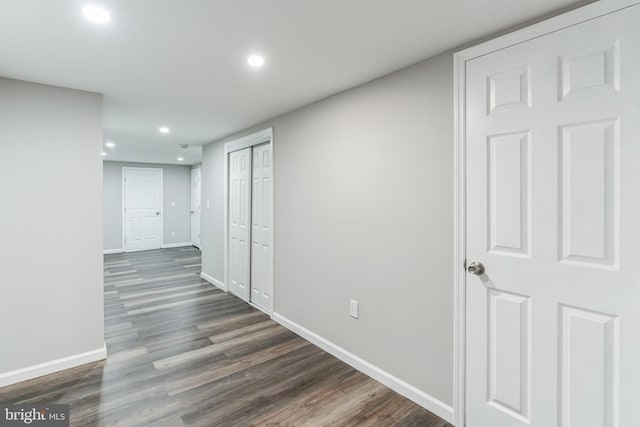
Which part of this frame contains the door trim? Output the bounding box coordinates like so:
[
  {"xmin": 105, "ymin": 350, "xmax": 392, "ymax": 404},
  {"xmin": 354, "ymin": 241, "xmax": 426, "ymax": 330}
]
[
  {"xmin": 121, "ymin": 167, "xmax": 164, "ymax": 253},
  {"xmin": 191, "ymin": 166, "xmax": 202, "ymax": 248},
  {"xmin": 452, "ymin": 1, "xmax": 638, "ymax": 425},
  {"xmin": 223, "ymin": 128, "xmax": 274, "ymax": 313}
]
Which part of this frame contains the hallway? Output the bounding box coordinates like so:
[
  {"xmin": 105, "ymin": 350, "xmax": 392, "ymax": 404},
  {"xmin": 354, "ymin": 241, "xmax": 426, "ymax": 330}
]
[{"xmin": 0, "ymin": 247, "xmax": 449, "ymax": 426}]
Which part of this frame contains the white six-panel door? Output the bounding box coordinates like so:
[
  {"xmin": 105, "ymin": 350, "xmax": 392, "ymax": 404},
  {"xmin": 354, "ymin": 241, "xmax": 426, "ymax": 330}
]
[
  {"xmin": 191, "ymin": 167, "xmax": 201, "ymax": 248},
  {"xmin": 228, "ymin": 148, "xmax": 252, "ymax": 301},
  {"xmin": 250, "ymin": 143, "xmax": 273, "ymax": 312},
  {"xmin": 465, "ymin": 5, "xmax": 640, "ymax": 427},
  {"xmin": 124, "ymin": 168, "xmax": 162, "ymax": 252}
]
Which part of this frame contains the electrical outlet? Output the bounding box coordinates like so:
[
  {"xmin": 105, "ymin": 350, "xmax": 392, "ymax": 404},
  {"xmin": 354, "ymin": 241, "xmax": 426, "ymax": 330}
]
[
  {"xmin": 350, "ymin": 299, "xmax": 359, "ymax": 319},
  {"xmin": 171, "ymin": 231, "xmax": 176, "ymax": 237}
]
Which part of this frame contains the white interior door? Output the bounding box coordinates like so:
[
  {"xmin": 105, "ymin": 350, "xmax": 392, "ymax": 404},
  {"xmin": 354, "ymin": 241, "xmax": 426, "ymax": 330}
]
[
  {"xmin": 465, "ymin": 6, "xmax": 640, "ymax": 427},
  {"xmin": 250, "ymin": 143, "xmax": 273, "ymax": 311},
  {"xmin": 124, "ymin": 168, "xmax": 162, "ymax": 252},
  {"xmin": 228, "ymin": 148, "xmax": 252, "ymax": 301},
  {"xmin": 191, "ymin": 167, "xmax": 201, "ymax": 248}
]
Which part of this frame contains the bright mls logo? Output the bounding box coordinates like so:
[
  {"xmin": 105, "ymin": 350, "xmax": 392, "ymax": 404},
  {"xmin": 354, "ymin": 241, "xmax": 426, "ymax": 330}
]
[{"xmin": 0, "ymin": 405, "xmax": 69, "ymax": 427}]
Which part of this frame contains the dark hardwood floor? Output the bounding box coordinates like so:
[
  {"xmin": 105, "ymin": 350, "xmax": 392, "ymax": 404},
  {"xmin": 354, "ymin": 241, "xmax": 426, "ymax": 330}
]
[{"xmin": 0, "ymin": 247, "xmax": 451, "ymax": 426}]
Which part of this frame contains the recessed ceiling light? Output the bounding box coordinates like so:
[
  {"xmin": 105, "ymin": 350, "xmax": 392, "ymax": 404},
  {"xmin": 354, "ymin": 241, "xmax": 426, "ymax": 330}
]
[
  {"xmin": 247, "ymin": 55, "xmax": 265, "ymax": 68},
  {"xmin": 159, "ymin": 126, "xmax": 170, "ymax": 134},
  {"xmin": 105, "ymin": 141, "xmax": 115, "ymax": 148},
  {"xmin": 83, "ymin": 5, "xmax": 111, "ymax": 24},
  {"xmin": 177, "ymin": 157, "xmax": 184, "ymax": 162},
  {"xmin": 101, "ymin": 152, "xmax": 107, "ymax": 156}
]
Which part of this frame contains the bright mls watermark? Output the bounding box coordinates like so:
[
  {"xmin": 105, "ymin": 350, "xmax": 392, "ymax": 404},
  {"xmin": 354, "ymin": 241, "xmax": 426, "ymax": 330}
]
[{"xmin": 0, "ymin": 405, "xmax": 69, "ymax": 426}]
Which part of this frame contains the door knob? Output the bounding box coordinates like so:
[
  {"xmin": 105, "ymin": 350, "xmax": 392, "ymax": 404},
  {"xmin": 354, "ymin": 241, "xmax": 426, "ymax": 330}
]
[
  {"xmin": 156, "ymin": 212, "xmax": 160, "ymax": 216},
  {"xmin": 467, "ymin": 261, "xmax": 485, "ymax": 276},
  {"xmin": 190, "ymin": 210, "xmax": 194, "ymax": 214}
]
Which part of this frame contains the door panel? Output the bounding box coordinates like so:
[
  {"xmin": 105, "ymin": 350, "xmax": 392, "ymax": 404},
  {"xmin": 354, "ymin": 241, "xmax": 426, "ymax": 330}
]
[
  {"xmin": 559, "ymin": 305, "xmax": 618, "ymax": 427},
  {"xmin": 560, "ymin": 119, "xmax": 617, "ymax": 267},
  {"xmin": 487, "ymin": 131, "xmax": 530, "ymax": 257},
  {"xmin": 466, "ymin": 6, "xmax": 640, "ymax": 427},
  {"xmin": 487, "ymin": 289, "xmax": 530, "ymax": 422},
  {"xmin": 250, "ymin": 143, "xmax": 273, "ymax": 312},
  {"xmin": 124, "ymin": 169, "xmax": 162, "ymax": 252},
  {"xmin": 228, "ymin": 148, "xmax": 252, "ymax": 302},
  {"xmin": 191, "ymin": 167, "xmax": 201, "ymax": 248}
]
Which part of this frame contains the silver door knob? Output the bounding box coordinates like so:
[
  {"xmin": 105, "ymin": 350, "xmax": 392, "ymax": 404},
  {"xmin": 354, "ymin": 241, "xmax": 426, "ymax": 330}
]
[
  {"xmin": 467, "ymin": 261, "xmax": 485, "ymax": 275},
  {"xmin": 156, "ymin": 212, "xmax": 160, "ymax": 216}
]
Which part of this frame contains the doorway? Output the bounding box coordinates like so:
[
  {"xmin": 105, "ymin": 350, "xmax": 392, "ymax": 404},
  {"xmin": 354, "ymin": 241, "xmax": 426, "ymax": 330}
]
[
  {"xmin": 122, "ymin": 167, "xmax": 163, "ymax": 252},
  {"xmin": 455, "ymin": 2, "xmax": 640, "ymax": 426},
  {"xmin": 224, "ymin": 129, "xmax": 274, "ymax": 314}
]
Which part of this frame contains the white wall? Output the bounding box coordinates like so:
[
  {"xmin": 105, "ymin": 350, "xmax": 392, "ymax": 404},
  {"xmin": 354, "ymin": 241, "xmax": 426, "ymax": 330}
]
[
  {"xmin": 0, "ymin": 77, "xmax": 105, "ymax": 378},
  {"xmin": 201, "ymin": 51, "xmax": 454, "ymax": 408},
  {"xmin": 103, "ymin": 161, "xmax": 192, "ymax": 251}
]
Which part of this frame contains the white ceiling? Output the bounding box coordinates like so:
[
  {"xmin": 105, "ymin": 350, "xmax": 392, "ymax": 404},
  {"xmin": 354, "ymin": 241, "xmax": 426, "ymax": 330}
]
[{"xmin": 0, "ymin": 0, "xmax": 585, "ymax": 165}]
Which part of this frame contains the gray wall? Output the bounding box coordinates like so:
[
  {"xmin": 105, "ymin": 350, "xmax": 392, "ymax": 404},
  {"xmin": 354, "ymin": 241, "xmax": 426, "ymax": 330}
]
[
  {"xmin": 201, "ymin": 145, "xmax": 225, "ymax": 279},
  {"xmin": 0, "ymin": 77, "xmax": 105, "ymax": 374},
  {"xmin": 201, "ymin": 51, "xmax": 454, "ymax": 405},
  {"xmin": 103, "ymin": 161, "xmax": 192, "ymax": 250}
]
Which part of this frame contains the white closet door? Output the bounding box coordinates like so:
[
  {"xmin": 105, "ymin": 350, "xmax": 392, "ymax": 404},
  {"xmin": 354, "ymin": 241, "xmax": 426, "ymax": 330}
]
[
  {"xmin": 228, "ymin": 148, "xmax": 252, "ymax": 301},
  {"xmin": 250, "ymin": 143, "xmax": 273, "ymax": 311},
  {"xmin": 465, "ymin": 5, "xmax": 640, "ymax": 427},
  {"xmin": 124, "ymin": 169, "xmax": 162, "ymax": 252},
  {"xmin": 190, "ymin": 167, "xmax": 201, "ymax": 248}
]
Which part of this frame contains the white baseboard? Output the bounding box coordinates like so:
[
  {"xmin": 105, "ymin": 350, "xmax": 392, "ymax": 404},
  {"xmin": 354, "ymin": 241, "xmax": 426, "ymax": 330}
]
[
  {"xmin": 103, "ymin": 248, "xmax": 124, "ymax": 254},
  {"xmin": 0, "ymin": 343, "xmax": 107, "ymax": 388},
  {"xmin": 200, "ymin": 272, "xmax": 226, "ymax": 291},
  {"xmin": 272, "ymin": 313, "xmax": 454, "ymax": 424},
  {"xmin": 161, "ymin": 242, "xmax": 193, "ymax": 249}
]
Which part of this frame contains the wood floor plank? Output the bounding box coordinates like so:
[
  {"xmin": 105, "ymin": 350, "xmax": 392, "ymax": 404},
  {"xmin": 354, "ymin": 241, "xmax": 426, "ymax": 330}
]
[
  {"xmin": 207, "ymin": 319, "xmax": 276, "ymax": 343},
  {"xmin": 0, "ymin": 247, "xmax": 452, "ymax": 426},
  {"xmin": 152, "ymin": 323, "xmax": 281, "ymax": 370},
  {"xmin": 126, "ymin": 292, "xmax": 228, "ymax": 315},
  {"xmin": 166, "ymin": 338, "xmax": 310, "ymax": 397}
]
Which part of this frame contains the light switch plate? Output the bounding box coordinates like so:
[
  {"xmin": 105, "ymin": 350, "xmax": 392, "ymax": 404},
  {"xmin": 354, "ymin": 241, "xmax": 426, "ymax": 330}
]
[{"xmin": 350, "ymin": 299, "xmax": 359, "ymax": 319}]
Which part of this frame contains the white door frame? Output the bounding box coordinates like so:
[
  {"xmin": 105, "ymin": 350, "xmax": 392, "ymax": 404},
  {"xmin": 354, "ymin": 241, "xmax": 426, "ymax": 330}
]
[
  {"xmin": 223, "ymin": 128, "xmax": 274, "ymax": 314},
  {"xmin": 452, "ymin": 1, "xmax": 638, "ymax": 425},
  {"xmin": 191, "ymin": 166, "xmax": 202, "ymax": 248},
  {"xmin": 122, "ymin": 167, "xmax": 164, "ymax": 252}
]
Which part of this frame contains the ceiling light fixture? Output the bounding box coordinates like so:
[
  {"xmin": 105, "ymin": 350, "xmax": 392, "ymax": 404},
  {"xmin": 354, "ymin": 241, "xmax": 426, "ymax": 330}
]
[
  {"xmin": 83, "ymin": 5, "xmax": 111, "ymax": 24},
  {"xmin": 247, "ymin": 55, "xmax": 265, "ymax": 68},
  {"xmin": 105, "ymin": 141, "xmax": 115, "ymax": 148},
  {"xmin": 177, "ymin": 157, "xmax": 184, "ymax": 162},
  {"xmin": 159, "ymin": 126, "xmax": 170, "ymax": 134}
]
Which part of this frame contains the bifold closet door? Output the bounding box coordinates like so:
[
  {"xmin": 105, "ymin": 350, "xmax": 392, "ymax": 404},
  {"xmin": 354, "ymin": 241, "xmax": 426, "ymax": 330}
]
[
  {"xmin": 250, "ymin": 143, "xmax": 273, "ymax": 312},
  {"xmin": 228, "ymin": 148, "xmax": 252, "ymax": 301}
]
